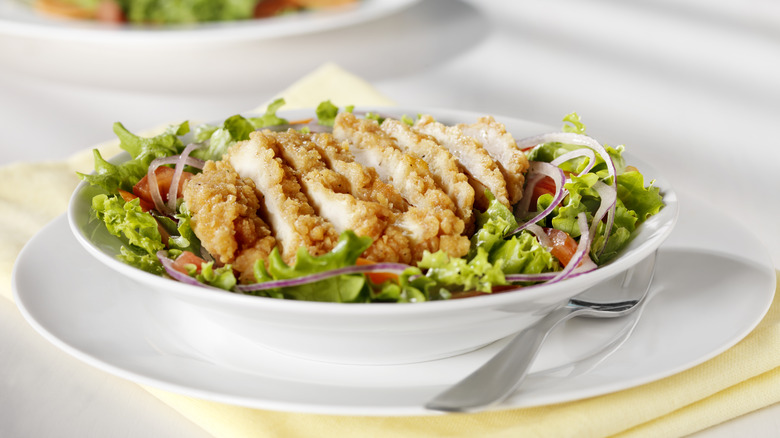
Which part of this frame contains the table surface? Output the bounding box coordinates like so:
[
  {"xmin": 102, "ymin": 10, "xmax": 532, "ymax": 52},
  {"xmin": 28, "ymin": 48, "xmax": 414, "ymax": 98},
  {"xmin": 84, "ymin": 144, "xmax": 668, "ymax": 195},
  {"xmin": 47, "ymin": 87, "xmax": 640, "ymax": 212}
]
[{"xmin": 2, "ymin": 0, "xmax": 779, "ymax": 436}]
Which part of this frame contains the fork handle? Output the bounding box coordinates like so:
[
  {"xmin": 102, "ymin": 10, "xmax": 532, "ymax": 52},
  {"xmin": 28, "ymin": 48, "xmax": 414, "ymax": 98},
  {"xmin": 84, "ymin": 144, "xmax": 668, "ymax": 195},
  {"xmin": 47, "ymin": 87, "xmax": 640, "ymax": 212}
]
[{"xmin": 425, "ymin": 306, "xmax": 582, "ymax": 412}]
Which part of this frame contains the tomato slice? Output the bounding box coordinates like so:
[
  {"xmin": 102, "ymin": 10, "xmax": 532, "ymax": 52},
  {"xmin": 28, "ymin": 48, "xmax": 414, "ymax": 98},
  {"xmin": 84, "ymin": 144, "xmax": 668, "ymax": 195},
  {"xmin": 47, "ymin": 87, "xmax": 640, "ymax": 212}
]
[
  {"xmin": 527, "ymin": 176, "xmax": 557, "ymax": 211},
  {"xmin": 132, "ymin": 167, "xmax": 194, "ymax": 206},
  {"xmin": 356, "ymin": 258, "xmax": 399, "ymax": 284},
  {"xmin": 118, "ymin": 189, "xmax": 153, "ymax": 212},
  {"xmin": 171, "ymin": 251, "xmax": 207, "ymax": 275},
  {"xmin": 544, "ymin": 228, "xmax": 579, "ymax": 267}
]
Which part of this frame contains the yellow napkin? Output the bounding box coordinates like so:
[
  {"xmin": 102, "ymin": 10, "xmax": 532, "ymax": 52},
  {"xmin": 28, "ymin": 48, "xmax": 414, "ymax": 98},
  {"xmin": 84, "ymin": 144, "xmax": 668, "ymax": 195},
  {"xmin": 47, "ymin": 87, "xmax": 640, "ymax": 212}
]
[{"xmin": 3, "ymin": 63, "xmax": 779, "ymax": 438}]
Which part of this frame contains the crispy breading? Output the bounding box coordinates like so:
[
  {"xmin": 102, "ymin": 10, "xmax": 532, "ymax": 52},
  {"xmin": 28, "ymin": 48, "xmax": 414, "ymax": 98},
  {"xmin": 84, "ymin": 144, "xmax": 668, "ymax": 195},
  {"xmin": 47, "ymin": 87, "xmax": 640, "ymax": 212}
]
[
  {"xmin": 459, "ymin": 116, "xmax": 529, "ymax": 204},
  {"xmin": 332, "ymin": 112, "xmax": 456, "ymax": 213},
  {"xmin": 227, "ymin": 131, "xmax": 339, "ymax": 264},
  {"xmin": 333, "ymin": 113, "xmax": 470, "ymax": 260},
  {"xmin": 309, "ymin": 133, "xmax": 409, "ymax": 212},
  {"xmin": 381, "ymin": 118, "xmax": 476, "ymax": 234},
  {"xmin": 414, "ymin": 114, "xmax": 510, "ymax": 210},
  {"xmin": 273, "ymin": 129, "xmax": 414, "ymax": 264},
  {"xmin": 182, "ymin": 160, "xmax": 277, "ymax": 283}
]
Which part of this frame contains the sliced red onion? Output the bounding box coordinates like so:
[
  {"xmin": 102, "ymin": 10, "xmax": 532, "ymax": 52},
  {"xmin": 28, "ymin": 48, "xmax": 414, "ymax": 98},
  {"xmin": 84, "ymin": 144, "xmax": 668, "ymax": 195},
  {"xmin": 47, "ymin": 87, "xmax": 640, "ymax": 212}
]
[
  {"xmin": 167, "ymin": 143, "xmax": 204, "ymax": 211},
  {"xmin": 235, "ymin": 262, "xmax": 412, "ymax": 293},
  {"xmin": 550, "ymin": 148, "xmax": 596, "ymax": 176},
  {"xmin": 147, "ymin": 154, "xmax": 205, "ymax": 216},
  {"xmin": 547, "ymin": 213, "xmax": 591, "ymax": 284},
  {"xmin": 147, "ymin": 159, "xmax": 169, "ymax": 215},
  {"xmin": 516, "ymin": 132, "xmax": 617, "ymax": 183},
  {"xmin": 591, "ymin": 180, "xmax": 617, "ymax": 257},
  {"xmin": 157, "ymin": 251, "xmax": 215, "ymax": 288},
  {"xmin": 524, "ymin": 223, "xmax": 551, "ymax": 248},
  {"xmin": 509, "ymin": 162, "xmax": 566, "ymax": 236}
]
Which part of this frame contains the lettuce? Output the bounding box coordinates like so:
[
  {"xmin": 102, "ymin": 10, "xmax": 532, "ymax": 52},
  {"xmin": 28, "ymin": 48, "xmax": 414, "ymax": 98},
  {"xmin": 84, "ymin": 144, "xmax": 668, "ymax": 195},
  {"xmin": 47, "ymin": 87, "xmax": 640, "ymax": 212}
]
[
  {"xmin": 78, "ymin": 121, "xmax": 189, "ymax": 193},
  {"xmin": 469, "ymin": 192, "xmax": 558, "ymax": 275},
  {"xmin": 251, "ymin": 231, "xmax": 373, "ymax": 302},
  {"xmin": 417, "ymin": 248, "xmax": 506, "ymax": 294},
  {"xmin": 90, "ymin": 194, "xmax": 164, "ymax": 274},
  {"xmin": 529, "ymin": 113, "xmax": 665, "ymax": 264}
]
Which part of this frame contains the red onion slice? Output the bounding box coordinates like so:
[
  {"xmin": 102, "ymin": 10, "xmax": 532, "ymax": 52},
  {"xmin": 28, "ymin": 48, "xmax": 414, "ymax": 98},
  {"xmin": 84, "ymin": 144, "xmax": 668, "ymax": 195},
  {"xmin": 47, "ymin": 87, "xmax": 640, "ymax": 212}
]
[
  {"xmin": 157, "ymin": 251, "xmax": 221, "ymax": 289},
  {"xmin": 510, "ymin": 162, "xmax": 566, "ymax": 236},
  {"xmin": 146, "ymin": 154, "xmax": 205, "ymax": 216},
  {"xmin": 547, "ymin": 213, "xmax": 592, "ymax": 284},
  {"xmin": 592, "ymin": 180, "xmax": 617, "ymax": 257},
  {"xmin": 235, "ymin": 262, "xmax": 412, "ymax": 293},
  {"xmin": 524, "ymin": 223, "xmax": 551, "ymax": 248},
  {"xmin": 146, "ymin": 159, "xmax": 169, "ymax": 215},
  {"xmin": 550, "ymin": 148, "xmax": 596, "ymax": 176},
  {"xmin": 517, "ymin": 132, "xmax": 617, "ymax": 182},
  {"xmin": 167, "ymin": 143, "xmax": 204, "ymax": 211}
]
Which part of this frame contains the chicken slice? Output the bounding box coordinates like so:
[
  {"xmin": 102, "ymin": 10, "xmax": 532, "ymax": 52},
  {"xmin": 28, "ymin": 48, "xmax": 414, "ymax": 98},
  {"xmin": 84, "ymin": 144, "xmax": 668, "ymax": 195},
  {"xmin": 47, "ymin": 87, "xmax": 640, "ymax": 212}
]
[
  {"xmin": 413, "ymin": 114, "xmax": 510, "ymax": 210},
  {"xmin": 272, "ymin": 129, "xmax": 413, "ymax": 264},
  {"xmin": 226, "ymin": 131, "xmax": 339, "ymax": 265},
  {"xmin": 182, "ymin": 160, "xmax": 277, "ymax": 283},
  {"xmin": 458, "ymin": 116, "xmax": 529, "ymax": 204},
  {"xmin": 332, "ymin": 113, "xmax": 470, "ymax": 260},
  {"xmin": 309, "ymin": 133, "xmax": 409, "ymax": 213},
  {"xmin": 332, "ymin": 112, "xmax": 456, "ymax": 213},
  {"xmin": 380, "ymin": 118, "xmax": 475, "ymax": 233}
]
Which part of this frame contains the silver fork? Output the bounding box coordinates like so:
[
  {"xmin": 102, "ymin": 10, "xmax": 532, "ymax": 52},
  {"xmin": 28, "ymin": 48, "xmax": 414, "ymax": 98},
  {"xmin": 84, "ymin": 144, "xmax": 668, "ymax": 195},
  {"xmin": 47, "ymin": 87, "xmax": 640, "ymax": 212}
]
[{"xmin": 426, "ymin": 251, "xmax": 657, "ymax": 412}]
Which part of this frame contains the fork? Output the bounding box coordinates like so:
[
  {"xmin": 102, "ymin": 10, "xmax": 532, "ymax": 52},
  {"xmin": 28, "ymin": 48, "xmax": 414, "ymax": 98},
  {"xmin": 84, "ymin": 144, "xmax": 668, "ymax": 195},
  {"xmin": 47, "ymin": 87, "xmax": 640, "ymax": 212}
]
[{"xmin": 426, "ymin": 251, "xmax": 657, "ymax": 412}]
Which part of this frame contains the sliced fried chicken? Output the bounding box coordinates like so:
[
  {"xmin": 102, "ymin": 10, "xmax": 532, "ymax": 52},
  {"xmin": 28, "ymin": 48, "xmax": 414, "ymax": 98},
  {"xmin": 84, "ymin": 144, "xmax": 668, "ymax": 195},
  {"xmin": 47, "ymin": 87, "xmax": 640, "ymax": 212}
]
[
  {"xmin": 380, "ymin": 118, "xmax": 476, "ymax": 233},
  {"xmin": 272, "ymin": 129, "xmax": 413, "ymax": 264},
  {"xmin": 332, "ymin": 113, "xmax": 470, "ymax": 260},
  {"xmin": 226, "ymin": 131, "xmax": 339, "ymax": 265},
  {"xmin": 182, "ymin": 160, "xmax": 277, "ymax": 283},
  {"xmin": 332, "ymin": 112, "xmax": 456, "ymax": 213},
  {"xmin": 413, "ymin": 114, "xmax": 510, "ymax": 210},
  {"xmin": 458, "ymin": 116, "xmax": 529, "ymax": 204}
]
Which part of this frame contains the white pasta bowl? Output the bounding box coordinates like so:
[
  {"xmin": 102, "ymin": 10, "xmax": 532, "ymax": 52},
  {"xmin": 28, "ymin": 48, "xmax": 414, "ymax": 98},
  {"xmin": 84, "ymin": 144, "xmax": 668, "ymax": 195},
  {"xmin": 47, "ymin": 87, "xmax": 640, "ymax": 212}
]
[{"xmin": 67, "ymin": 107, "xmax": 678, "ymax": 365}]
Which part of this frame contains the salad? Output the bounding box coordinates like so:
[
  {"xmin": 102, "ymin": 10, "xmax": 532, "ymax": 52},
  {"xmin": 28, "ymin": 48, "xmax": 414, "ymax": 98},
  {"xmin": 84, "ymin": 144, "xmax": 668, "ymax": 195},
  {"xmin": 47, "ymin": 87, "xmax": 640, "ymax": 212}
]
[
  {"xmin": 33, "ymin": 0, "xmax": 357, "ymax": 24},
  {"xmin": 78, "ymin": 100, "xmax": 665, "ymax": 303}
]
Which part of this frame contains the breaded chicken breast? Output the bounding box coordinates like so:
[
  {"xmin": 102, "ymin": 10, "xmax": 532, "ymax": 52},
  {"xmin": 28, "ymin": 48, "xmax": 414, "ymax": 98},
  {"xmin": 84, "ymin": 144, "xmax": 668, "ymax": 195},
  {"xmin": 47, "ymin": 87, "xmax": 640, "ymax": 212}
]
[
  {"xmin": 380, "ymin": 118, "xmax": 476, "ymax": 234},
  {"xmin": 273, "ymin": 129, "xmax": 414, "ymax": 264},
  {"xmin": 333, "ymin": 113, "xmax": 470, "ymax": 260},
  {"xmin": 459, "ymin": 116, "xmax": 529, "ymax": 205},
  {"xmin": 414, "ymin": 114, "xmax": 510, "ymax": 210},
  {"xmin": 182, "ymin": 160, "xmax": 277, "ymax": 283},
  {"xmin": 227, "ymin": 131, "xmax": 340, "ymax": 265},
  {"xmin": 332, "ymin": 112, "xmax": 456, "ymax": 213}
]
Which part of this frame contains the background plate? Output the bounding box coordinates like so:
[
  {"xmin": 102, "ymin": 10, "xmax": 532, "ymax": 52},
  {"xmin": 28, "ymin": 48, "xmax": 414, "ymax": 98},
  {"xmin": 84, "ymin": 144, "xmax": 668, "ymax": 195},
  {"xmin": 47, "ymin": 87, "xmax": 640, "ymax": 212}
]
[{"xmin": 0, "ymin": 0, "xmax": 420, "ymax": 44}]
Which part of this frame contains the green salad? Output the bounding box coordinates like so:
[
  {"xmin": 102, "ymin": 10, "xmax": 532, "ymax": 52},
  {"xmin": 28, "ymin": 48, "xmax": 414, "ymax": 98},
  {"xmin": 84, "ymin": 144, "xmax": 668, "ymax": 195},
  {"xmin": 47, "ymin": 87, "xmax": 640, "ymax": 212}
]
[{"xmin": 78, "ymin": 100, "xmax": 665, "ymax": 303}]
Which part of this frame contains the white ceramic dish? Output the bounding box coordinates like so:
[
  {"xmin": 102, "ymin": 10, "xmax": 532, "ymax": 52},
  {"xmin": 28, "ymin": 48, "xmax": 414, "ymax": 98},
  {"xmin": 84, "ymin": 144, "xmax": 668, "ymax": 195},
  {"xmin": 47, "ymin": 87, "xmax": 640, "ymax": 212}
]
[
  {"xmin": 67, "ymin": 107, "xmax": 679, "ymax": 365},
  {"xmin": 0, "ymin": 0, "xmax": 420, "ymax": 44},
  {"xmin": 13, "ymin": 192, "xmax": 776, "ymax": 414}
]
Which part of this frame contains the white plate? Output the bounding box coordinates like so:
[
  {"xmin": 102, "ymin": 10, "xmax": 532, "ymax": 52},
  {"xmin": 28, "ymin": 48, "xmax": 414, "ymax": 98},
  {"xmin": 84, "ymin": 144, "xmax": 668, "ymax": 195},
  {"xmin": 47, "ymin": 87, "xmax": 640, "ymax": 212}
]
[
  {"xmin": 0, "ymin": 0, "xmax": 419, "ymax": 44},
  {"xmin": 13, "ymin": 193, "xmax": 776, "ymax": 415}
]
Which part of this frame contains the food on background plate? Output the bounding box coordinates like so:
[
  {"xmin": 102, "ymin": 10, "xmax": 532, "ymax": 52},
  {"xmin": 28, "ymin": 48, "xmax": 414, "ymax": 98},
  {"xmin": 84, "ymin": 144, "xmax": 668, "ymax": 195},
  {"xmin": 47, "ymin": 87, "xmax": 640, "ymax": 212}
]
[
  {"xmin": 78, "ymin": 100, "xmax": 665, "ymax": 303},
  {"xmin": 34, "ymin": 0, "xmax": 358, "ymax": 24}
]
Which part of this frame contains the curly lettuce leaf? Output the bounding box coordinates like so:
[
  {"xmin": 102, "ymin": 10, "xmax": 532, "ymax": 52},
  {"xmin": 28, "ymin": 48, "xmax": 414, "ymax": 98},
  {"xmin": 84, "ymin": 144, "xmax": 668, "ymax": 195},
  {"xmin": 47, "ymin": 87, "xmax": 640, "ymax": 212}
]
[
  {"xmin": 249, "ymin": 98, "xmax": 289, "ymax": 128},
  {"xmin": 417, "ymin": 248, "xmax": 507, "ymax": 294},
  {"xmin": 490, "ymin": 231, "xmax": 559, "ymax": 275},
  {"xmin": 251, "ymin": 231, "xmax": 373, "ymax": 302},
  {"xmin": 91, "ymin": 194, "xmax": 164, "ymax": 273},
  {"xmin": 78, "ymin": 121, "xmax": 189, "ymax": 193},
  {"xmin": 192, "ymin": 114, "xmax": 257, "ymax": 162}
]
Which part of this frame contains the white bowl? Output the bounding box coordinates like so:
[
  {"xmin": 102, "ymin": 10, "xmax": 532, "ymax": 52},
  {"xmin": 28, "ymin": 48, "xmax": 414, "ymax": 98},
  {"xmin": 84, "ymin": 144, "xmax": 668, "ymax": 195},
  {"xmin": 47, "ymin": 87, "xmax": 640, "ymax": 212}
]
[{"xmin": 68, "ymin": 107, "xmax": 678, "ymax": 365}]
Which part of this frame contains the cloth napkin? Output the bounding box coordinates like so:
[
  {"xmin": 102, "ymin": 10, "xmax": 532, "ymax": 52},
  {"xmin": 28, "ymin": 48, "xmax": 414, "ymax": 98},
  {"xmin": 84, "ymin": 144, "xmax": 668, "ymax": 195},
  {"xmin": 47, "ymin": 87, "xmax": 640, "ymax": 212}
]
[{"xmin": 3, "ymin": 63, "xmax": 779, "ymax": 438}]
